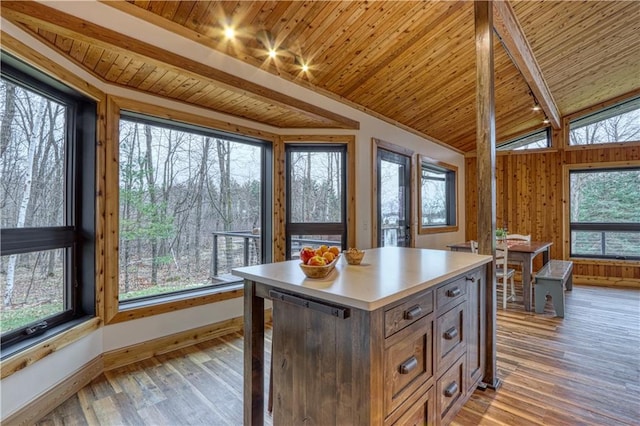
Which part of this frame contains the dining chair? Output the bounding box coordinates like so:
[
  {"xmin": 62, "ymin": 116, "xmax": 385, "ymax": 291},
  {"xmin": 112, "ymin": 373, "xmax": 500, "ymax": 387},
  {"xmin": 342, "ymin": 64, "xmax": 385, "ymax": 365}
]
[
  {"xmin": 470, "ymin": 240, "xmax": 478, "ymax": 253},
  {"xmin": 506, "ymin": 233, "xmax": 531, "ymax": 242},
  {"xmin": 505, "ymin": 233, "xmax": 531, "ymax": 269},
  {"xmin": 496, "ymin": 241, "xmax": 516, "ymax": 309}
]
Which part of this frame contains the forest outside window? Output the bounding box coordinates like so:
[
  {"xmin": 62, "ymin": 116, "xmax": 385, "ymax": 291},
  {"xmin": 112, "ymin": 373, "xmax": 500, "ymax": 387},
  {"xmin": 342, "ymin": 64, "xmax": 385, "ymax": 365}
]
[
  {"xmin": 418, "ymin": 156, "xmax": 458, "ymax": 234},
  {"xmin": 569, "ymin": 166, "xmax": 640, "ymax": 260},
  {"xmin": 0, "ymin": 53, "xmax": 95, "ymax": 356},
  {"xmin": 285, "ymin": 144, "xmax": 347, "ymax": 259},
  {"xmin": 569, "ymin": 97, "xmax": 640, "ymax": 145},
  {"xmin": 118, "ymin": 113, "xmax": 271, "ymax": 305}
]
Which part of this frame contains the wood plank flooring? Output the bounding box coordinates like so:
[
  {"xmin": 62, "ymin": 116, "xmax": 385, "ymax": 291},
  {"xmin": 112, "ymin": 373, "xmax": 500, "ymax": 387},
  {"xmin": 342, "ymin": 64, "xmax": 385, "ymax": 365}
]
[{"xmin": 36, "ymin": 285, "xmax": 640, "ymax": 425}]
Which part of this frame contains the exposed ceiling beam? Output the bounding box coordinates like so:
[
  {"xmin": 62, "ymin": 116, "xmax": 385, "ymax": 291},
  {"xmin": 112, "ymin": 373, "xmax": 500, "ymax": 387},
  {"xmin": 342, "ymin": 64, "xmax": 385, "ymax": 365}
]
[
  {"xmin": 0, "ymin": 1, "xmax": 360, "ymax": 130},
  {"xmin": 493, "ymin": 0, "xmax": 561, "ymax": 129}
]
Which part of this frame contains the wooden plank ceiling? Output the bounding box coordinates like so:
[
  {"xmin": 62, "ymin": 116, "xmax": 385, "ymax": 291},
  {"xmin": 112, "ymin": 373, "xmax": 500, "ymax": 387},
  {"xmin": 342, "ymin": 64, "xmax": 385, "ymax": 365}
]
[{"xmin": 2, "ymin": 1, "xmax": 639, "ymax": 153}]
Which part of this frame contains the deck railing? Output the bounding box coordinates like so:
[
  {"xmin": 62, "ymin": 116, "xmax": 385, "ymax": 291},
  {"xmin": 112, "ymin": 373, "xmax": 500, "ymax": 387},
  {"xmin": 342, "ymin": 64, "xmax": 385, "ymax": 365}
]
[{"xmin": 210, "ymin": 231, "xmax": 340, "ymax": 279}]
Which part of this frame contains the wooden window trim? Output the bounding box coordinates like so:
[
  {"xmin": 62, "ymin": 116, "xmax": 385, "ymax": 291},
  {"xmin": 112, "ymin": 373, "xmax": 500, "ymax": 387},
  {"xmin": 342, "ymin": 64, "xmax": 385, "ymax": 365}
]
[
  {"xmin": 417, "ymin": 156, "xmax": 459, "ymax": 235},
  {"xmin": 0, "ymin": 318, "xmax": 101, "ymax": 379}
]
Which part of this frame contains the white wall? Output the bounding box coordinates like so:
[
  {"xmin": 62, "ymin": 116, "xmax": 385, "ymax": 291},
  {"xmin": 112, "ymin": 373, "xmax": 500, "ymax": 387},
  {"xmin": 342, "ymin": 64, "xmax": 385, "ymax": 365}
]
[{"xmin": 0, "ymin": 2, "xmax": 466, "ymax": 419}]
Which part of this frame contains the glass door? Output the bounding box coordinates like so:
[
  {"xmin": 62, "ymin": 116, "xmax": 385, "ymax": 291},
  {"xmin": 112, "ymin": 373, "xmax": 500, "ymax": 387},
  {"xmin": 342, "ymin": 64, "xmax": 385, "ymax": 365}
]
[{"xmin": 377, "ymin": 149, "xmax": 412, "ymax": 247}]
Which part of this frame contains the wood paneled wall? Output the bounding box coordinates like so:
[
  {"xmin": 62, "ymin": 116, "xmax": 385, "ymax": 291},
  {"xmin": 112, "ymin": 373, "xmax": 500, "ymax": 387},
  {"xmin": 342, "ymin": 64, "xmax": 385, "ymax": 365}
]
[{"xmin": 465, "ymin": 145, "xmax": 640, "ymax": 282}]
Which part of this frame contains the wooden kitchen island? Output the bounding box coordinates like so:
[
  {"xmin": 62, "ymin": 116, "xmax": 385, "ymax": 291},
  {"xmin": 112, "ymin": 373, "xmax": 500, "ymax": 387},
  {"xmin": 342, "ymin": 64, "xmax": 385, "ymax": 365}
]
[{"xmin": 233, "ymin": 247, "xmax": 495, "ymax": 425}]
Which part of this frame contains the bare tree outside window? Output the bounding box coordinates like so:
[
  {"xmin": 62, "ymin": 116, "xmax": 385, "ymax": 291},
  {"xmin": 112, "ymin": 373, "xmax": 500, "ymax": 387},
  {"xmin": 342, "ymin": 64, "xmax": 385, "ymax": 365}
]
[
  {"xmin": 118, "ymin": 118, "xmax": 264, "ymax": 301},
  {"xmin": 421, "ymin": 169, "xmax": 447, "ymax": 226},
  {"xmin": 569, "ymin": 99, "xmax": 640, "ymax": 145},
  {"xmin": 289, "ymin": 151, "xmax": 342, "ymax": 223}
]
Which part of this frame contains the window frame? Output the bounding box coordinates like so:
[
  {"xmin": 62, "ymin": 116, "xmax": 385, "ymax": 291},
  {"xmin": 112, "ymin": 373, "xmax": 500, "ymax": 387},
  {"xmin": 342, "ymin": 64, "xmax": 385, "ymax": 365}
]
[
  {"xmin": 371, "ymin": 138, "xmax": 415, "ymax": 248},
  {"xmin": 115, "ymin": 111, "xmax": 273, "ymax": 307},
  {"xmin": 104, "ymin": 97, "xmax": 277, "ymax": 324},
  {"xmin": 564, "ymin": 162, "xmax": 640, "ymax": 261},
  {"xmin": 0, "ymin": 52, "xmax": 96, "ymax": 357},
  {"xmin": 417, "ymin": 156, "xmax": 458, "ymax": 234}
]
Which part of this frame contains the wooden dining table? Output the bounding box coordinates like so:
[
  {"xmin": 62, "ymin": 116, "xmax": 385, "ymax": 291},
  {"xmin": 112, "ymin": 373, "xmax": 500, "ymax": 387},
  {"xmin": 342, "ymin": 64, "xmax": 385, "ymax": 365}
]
[{"xmin": 448, "ymin": 240, "xmax": 553, "ymax": 311}]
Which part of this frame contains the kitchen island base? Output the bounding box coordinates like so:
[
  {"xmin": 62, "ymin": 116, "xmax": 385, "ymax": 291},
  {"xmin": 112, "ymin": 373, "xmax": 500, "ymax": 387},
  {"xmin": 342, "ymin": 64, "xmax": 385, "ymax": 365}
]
[{"xmin": 236, "ymin": 248, "xmax": 495, "ymax": 425}]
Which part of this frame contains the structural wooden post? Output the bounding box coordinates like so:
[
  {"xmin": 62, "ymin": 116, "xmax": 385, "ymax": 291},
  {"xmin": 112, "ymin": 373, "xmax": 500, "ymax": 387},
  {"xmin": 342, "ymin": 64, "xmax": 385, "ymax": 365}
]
[
  {"xmin": 244, "ymin": 280, "xmax": 264, "ymax": 425},
  {"xmin": 474, "ymin": 0, "xmax": 500, "ymax": 390}
]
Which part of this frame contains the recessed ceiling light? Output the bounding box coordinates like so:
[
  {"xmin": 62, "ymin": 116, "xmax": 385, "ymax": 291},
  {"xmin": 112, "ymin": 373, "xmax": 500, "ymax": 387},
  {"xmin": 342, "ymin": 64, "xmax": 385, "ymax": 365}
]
[
  {"xmin": 301, "ymin": 63, "xmax": 309, "ymax": 72},
  {"xmin": 542, "ymin": 117, "xmax": 550, "ymax": 124},
  {"xmin": 532, "ymin": 104, "xmax": 541, "ymax": 112},
  {"xmin": 268, "ymin": 48, "xmax": 277, "ymax": 59},
  {"xmin": 224, "ymin": 26, "xmax": 236, "ymax": 40}
]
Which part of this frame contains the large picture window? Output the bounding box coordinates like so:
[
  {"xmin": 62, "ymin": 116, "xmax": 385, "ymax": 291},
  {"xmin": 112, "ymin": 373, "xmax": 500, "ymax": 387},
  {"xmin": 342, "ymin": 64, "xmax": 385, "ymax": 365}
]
[
  {"xmin": 0, "ymin": 53, "xmax": 95, "ymax": 355},
  {"xmin": 569, "ymin": 97, "xmax": 640, "ymax": 145},
  {"xmin": 118, "ymin": 113, "xmax": 271, "ymax": 304},
  {"xmin": 569, "ymin": 166, "xmax": 640, "ymax": 260},
  {"xmin": 418, "ymin": 156, "xmax": 458, "ymax": 234}
]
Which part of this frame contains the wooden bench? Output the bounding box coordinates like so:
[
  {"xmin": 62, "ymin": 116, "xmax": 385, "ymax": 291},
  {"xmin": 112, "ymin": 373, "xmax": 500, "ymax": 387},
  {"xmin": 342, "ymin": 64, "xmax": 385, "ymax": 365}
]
[{"xmin": 534, "ymin": 260, "xmax": 573, "ymax": 317}]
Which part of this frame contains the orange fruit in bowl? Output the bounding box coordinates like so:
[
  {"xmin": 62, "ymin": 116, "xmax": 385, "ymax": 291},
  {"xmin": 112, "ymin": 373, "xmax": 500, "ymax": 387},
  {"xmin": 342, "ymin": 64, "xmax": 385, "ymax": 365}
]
[
  {"xmin": 319, "ymin": 244, "xmax": 329, "ymax": 254},
  {"xmin": 328, "ymin": 246, "xmax": 340, "ymax": 256},
  {"xmin": 322, "ymin": 251, "xmax": 335, "ymax": 262}
]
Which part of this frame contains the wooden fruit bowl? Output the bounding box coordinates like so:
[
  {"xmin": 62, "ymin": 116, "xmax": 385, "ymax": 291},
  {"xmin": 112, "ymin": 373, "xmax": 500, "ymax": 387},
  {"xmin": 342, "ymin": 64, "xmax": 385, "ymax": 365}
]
[{"xmin": 299, "ymin": 256, "xmax": 339, "ymax": 279}]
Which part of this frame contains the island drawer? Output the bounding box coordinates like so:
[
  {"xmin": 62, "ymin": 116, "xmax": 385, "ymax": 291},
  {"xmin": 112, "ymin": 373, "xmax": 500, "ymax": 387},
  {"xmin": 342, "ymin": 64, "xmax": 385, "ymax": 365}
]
[
  {"xmin": 435, "ymin": 275, "xmax": 469, "ymax": 310},
  {"xmin": 384, "ymin": 315, "xmax": 434, "ymax": 417},
  {"xmin": 384, "ymin": 289, "xmax": 434, "ymax": 337},
  {"xmin": 436, "ymin": 354, "xmax": 465, "ymax": 425},
  {"xmin": 435, "ymin": 300, "xmax": 466, "ymax": 374},
  {"xmin": 384, "ymin": 383, "xmax": 435, "ymax": 426}
]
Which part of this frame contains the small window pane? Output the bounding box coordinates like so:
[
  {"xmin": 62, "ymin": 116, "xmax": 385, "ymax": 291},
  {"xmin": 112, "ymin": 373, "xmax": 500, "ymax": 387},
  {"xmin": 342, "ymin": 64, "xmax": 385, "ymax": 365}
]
[
  {"xmin": 569, "ymin": 97, "xmax": 640, "ymax": 145},
  {"xmin": 0, "ymin": 248, "xmax": 66, "ymax": 334},
  {"xmin": 570, "ymin": 170, "xmax": 640, "ymax": 223},
  {"xmin": 289, "ymin": 234, "xmax": 342, "ymax": 260},
  {"xmin": 497, "ymin": 129, "xmax": 549, "ymax": 151},
  {"xmin": 289, "ymin": 151, "xmax": 343, "ymax": 223},
  {"xmin": 380, "ymin": 159, "xmax": 403, "ymax": 228},
  {"xmin": 419, "ymin": 158, "xmax": 457, "ymax": 233},
  {"xmin": 0, "ymin": 78, "xmax": 66, "ymax": 228},
  {"xmin": 421, "ymin": 169, "xmax": 447, "ymax": 226},
  {"xmin": 571, "ymin": 231, "xmax": 640, "ymax": 258}
]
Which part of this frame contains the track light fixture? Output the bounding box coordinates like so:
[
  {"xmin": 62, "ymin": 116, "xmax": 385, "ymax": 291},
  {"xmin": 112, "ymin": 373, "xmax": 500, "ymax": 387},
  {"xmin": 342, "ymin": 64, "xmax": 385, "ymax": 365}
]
[{"xmin": 529, "ymin": 90, "xmax": 542, "ymax": 112}]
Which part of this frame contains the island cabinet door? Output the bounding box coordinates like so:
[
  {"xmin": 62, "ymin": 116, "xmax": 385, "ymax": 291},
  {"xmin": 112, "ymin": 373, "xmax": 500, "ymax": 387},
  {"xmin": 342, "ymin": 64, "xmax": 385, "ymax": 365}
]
[
  {"xmin": 465, "ymin": 264, "xmax": 486, "ymax": 393},
  {"xmin": 383, "ymin": 383, "xmax": 435, "ymax": 426},
  {"xmin": 270, "ymin": 295, "xmax": 385, "ymax": 425},
  {"xmin": 383, "ymin": 315, "xmax": 434, "ymax": 418}
]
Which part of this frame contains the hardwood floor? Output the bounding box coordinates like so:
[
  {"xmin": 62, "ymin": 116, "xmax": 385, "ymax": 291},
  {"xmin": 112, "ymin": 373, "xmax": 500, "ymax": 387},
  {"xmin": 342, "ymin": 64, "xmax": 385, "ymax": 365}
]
[{"xmin": 36, "ymin": 285, "xmax": 640, "ymax": 425}]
